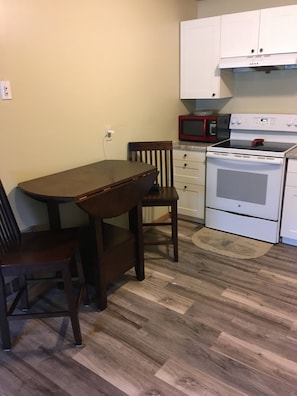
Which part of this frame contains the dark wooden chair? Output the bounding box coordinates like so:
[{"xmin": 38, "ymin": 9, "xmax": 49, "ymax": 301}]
[
  {"xmin": 0, "ymin": 180, "xmax": 87, "ymax": 350},
  {"xmin": 128, "ymin": 141, "xmax": 179, "ymax": 262}
]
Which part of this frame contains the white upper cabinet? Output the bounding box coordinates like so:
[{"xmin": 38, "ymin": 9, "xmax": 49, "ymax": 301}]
[
  {"xmin": 260, "ymin": 5, "xmax": 297, "ymax": 55},
  {"xmin": 180, "ymin": 17, "xmax": 233, "ymax": 99},
  {"xmin": 220, "ymin": 5, "xmax": 297, "ymax": 58},
  {"xmin": 220, "ymin": 10, "xmax": 260, "ymax": 57}
]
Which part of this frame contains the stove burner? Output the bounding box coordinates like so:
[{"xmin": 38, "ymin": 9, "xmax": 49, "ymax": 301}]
[{"xmin": 211, "ymin": 139, "xmax": 296, "ymax": 153}]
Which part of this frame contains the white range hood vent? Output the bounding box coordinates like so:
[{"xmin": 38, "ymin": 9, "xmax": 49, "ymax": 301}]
[{"xmin": 219, "ymin": 52, "xmax": 297, "ymax": 72}]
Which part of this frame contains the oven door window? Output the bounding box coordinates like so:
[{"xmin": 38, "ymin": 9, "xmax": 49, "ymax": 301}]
[
  {"xmin": 217, "ymin": 169, "xmax": 267, "ymax": 204},
  {"xmin": 206, "ymin": 156, "xmax": 284, "ymax": 221}
]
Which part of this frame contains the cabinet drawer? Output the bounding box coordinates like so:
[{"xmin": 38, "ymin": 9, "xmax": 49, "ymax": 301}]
[
  {"xmin": 174, "ymin": 160, "xmax": 205, "ymax": 184},
  {"xmin": 287, "ymin": 159, "xmax": 297, "ymax": 174},
  {"xmin": 175, "ymin": 173, "xmax": 205, "ymax": 185},
  {"xmin": 175, "ymin": 180, "xmax": 204, "ymax": 193},
  {"xmin": 173, "ymin": 149, "xmax": 205, "ymax": 163}
]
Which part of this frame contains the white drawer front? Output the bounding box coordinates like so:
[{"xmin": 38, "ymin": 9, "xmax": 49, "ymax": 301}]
[
  {"xmin": 175, "ymin": 159, "xmax": 201, "ymax": 170},
  {"xmin": 175, "ymin": 181, "xmax": 204, "ymax": 193},
  {"xmin": 174, "ymin": 160, "xmax": 205, "ymax": 184},
  {"xmin": 173, "ymin": 149, "xmax": 205, "ymax": 163}
]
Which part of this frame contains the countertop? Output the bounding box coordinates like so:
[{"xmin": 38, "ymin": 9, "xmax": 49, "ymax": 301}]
[
  {"xmin": 286, "ymin": 146, "xmax": 297, "ymax": 159},
  {"xmin": 173, "ymin": 141, "xmax": 211, "ymax": 152}
]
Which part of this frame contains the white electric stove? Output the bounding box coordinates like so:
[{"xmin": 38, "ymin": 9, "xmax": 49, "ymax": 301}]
[{"xmin": 205, "ymin": 114, "xmax": 297, "ymax": 243}]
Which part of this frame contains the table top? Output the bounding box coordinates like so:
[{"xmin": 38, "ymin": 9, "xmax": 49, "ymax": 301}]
[{"xmin": 18, "ymin": 160, "xmax": 156, "ymax": 203}]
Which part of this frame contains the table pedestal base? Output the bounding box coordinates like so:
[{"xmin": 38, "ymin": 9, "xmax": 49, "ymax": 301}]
[{"xmin": 81, "ymin": 221, "xmax": 143, "ymax": 310}]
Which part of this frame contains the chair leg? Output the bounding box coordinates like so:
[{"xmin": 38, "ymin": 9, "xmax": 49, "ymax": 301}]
[
  {"xmin": 171, "ymin": 202, "xmax": 178, "ymax": 262},
  {"xmin": 0, "ymin": 273, "xmax": 11, "ymax": 351},
  {"xmin": 75, "ymin": 248, "xmax": 89, "ymax": 306},
  {"xmin": 62, "ymin": 263, "xmax": 82, "ymax": 346},
  {"xmin": 19, "ymin": 275, "xmax": 29, "ymax": 311}
]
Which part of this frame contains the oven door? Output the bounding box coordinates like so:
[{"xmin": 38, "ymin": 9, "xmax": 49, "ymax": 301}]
[{"xmin": 206, "ymin": 152, "xmax": 285, "ymax": 220}]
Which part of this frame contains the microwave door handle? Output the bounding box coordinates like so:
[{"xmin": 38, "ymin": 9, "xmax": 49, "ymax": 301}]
[{"xmin": 206, "ymin": 152, "xmax": 283, "ymax": 165}]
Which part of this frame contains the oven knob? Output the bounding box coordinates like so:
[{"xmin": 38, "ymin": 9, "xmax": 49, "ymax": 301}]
[
  {"xmin": 294, "ymin": 120, "xmax": 297, "ymax": 127},
  {"xmin": 287, "ymin": 119, "xmax": 293, "ymax": 127},
  {"xmin": 237, "ymin": 119, "xmax": 242, "ymax": 125}
]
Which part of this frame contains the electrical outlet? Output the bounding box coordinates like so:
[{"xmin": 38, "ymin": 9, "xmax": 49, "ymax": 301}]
[
  {"xmin": 0, "ymin": 81, "xmax": 12, "ymax": 100},
  {"xmin": 105, "ymin": 129, "xmax": 115, "ymax": 140}
]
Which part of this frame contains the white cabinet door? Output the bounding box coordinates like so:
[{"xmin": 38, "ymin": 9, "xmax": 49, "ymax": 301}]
[
  {"xmin": 280, "ymin": 159, "xmax": 297, "ymax": 244},
  {"xmin": 280, "ymin": 186, "xmax": 297, "ymax": 241},
  {"xmin": 180, "ymin": 17, "xmax": 233, "ymax": 99},
  {"xmin": 260, "ymin": 5, "xmax": 297, "ymax": 55},
  {"xmin": 220, "ymin": 10, "xmax": 260, "ymax": 58},
  {"xmin": 175, "ymin": 181, "xmax": 205, "ymax": 219},
  {"xmin": 221, "ymin": 5, "xmax": 297, "ymax": 59}
]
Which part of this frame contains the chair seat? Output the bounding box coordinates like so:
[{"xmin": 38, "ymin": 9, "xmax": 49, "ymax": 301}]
[
  {"xmin": 0, "ymin": 179, "xmax": 87, "ymax": 350},
  {"xmin": 142, "ymin": 186, "xmax": 179, "ymax": 205},
  {"xmin": 1, "ymin": 228, "xmax": 80, "ymax": 272}
]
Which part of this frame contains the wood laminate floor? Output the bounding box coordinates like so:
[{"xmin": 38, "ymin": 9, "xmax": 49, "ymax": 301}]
[{"xmin": 1, "ymin": 220, "xmax": 297, "ymax": 395}]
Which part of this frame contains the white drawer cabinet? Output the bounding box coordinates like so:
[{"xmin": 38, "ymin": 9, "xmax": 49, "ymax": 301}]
[
  {"xmin": 173, "ymin": 149, "xmax": 206, "ymax": 222},
  {"xmin": 280, "ymin": 159, "xmax": 297, "ymax": 245}
]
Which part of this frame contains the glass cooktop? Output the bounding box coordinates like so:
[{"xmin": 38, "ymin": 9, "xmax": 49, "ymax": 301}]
[{"xmin": 211, "ymin": 139, "xmax": 296, "ymax": 152}]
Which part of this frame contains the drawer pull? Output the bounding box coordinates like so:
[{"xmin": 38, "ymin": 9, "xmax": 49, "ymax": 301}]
[
  {"xmin": 183, "ymin": 154, "xmax": 187, "ymax": 158},
  {"xmin": 183, "ymin": 163, "xmax": 187, "ymax": 167},
  {"xmin": 183, "ymin": 185, "xmax": 187, "ymax": 190}
]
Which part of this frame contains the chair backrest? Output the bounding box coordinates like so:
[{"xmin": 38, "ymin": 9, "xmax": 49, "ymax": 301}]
[
  {"xmin": 128, "ymin": 141, "xmax": 174, "ymax": 188},
  {"xmin": 0, "ymin": 180, "xmax": 21, "ymax": 260}
]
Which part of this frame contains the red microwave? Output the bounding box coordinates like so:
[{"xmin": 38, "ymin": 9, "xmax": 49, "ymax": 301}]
[{"xmin": 179, "ymin": 114, "xmax": 230, "ymax": 143}]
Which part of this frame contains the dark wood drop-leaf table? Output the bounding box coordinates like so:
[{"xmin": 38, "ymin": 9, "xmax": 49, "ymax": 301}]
[{"xmin": 18, "ymin": 160, "xmax": 157, "ymax": 310}]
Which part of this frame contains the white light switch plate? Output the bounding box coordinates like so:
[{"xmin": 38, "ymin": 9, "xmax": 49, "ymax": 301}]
[{"xmin": 0, "ymin": 81, "xmax": 12, "ymax": 100}]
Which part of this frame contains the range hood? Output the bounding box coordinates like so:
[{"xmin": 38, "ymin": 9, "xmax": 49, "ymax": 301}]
[{"xmin": 219, "ymin": 52, "xmax": 297, "ymax": 72}]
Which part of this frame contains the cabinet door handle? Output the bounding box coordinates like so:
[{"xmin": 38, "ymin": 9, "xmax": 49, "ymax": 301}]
[
  {"xmin": 183, "ymin": 185, "xmax": 187, "ymax": 190},
  {"xmin": 259, "ymin": 48, "xmax": 263, "ymax": 53},
  {"xmin": 183, "ymin": 154, "xmax": 187, "ymax": 158},
  {"xmin": 212, "ymin": 92, "xmax": 216, "ymax": 97},
  {"xmin": 184, "ymin": 163, "xmax": 187, "ymax": 167}
]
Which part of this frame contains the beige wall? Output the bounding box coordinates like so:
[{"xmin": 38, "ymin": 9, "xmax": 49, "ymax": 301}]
[
  {"xmin": 0, "ymin": 0, "xmax": 197, "ymax": 229},
  {"xmin": 197, "ymin": 0, "xmax": 297, "ymax": 18},
  {"xmin": 195, "ymin": 0, "xmax": 297, "ymax": 116}
]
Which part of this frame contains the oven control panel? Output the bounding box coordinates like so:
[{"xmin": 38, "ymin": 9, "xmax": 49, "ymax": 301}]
[{"xmin": 230, "ymin": 114, "xmax": 297, "ymax": 132}]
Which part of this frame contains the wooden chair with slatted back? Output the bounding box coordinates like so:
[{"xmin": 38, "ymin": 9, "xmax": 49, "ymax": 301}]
[
  {"xmin": 128, "ymin": 141, "xmax": 179, "ymax": 262},
  {"xmin": 0, "ymin": 179, "xmax": 87, "ymax": 350}
]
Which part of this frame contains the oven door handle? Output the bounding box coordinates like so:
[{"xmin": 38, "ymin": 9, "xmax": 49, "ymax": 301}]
[{"xmin": 206, "ymin": 152, "xmax": 283, "ymax": 165}]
